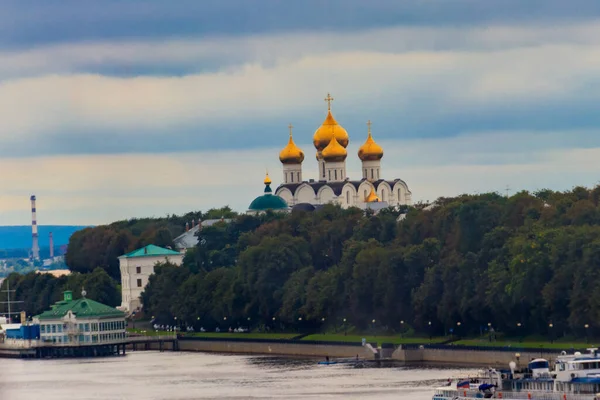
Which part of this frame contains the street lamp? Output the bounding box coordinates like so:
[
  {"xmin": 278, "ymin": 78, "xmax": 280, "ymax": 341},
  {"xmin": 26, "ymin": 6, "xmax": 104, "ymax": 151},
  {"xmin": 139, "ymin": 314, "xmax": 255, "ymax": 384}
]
[
  {"xmin": 488, "ymin": 322, "xmax": 492, "ymax": 342},
  {"xmin": 400, "ymin": 320, "xmax": 405, "ymax": 338},
  {"xmin": 549, "ymin": 323, "xmax": 554, "ymax": 344},
  {"xmin": 517, "ymin": 322, "xmax": 522, "ymax": 342},
  {"xmin": 585, "ymin": 324, "xmax": 590, "ymax": 343},
  {"xmin": 428, "ymin": 321, "xmax": 432, "ymax": 341}
]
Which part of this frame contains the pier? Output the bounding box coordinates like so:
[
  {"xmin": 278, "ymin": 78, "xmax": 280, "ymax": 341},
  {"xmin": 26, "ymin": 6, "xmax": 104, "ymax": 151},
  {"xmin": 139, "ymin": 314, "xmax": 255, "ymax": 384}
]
[{"xmin": 0, "ymin": 335, "xmax": 178, "ymax": 359}]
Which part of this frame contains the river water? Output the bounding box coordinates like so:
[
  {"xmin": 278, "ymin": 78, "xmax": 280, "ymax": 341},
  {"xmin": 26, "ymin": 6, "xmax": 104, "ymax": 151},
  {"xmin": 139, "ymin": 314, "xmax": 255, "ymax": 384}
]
[{"xmin": 0, "ymin": 352, "xmax": 475, "ymax": 399}]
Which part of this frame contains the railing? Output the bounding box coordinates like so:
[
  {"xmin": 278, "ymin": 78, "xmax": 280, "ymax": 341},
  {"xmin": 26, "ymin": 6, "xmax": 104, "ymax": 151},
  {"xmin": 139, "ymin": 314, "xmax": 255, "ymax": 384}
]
[
  {"xmin": 177, "ymin": 335, "xmax": 364, "ymax": 347},
  {"xmin": 403, "ymin": 343, "xmax": 567, "ymax": 354},
  {"xmin": 127, "ymin": 336, "xmax": 177, "ymax": 342},
  {"xmin": 440, "ymin": 389, "xmax": 597, "ymax": 400}
]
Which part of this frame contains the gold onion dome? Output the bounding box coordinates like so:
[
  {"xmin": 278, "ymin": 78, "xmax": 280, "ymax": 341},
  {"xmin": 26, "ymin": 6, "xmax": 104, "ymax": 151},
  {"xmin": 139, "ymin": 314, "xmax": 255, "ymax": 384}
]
[
  {"xmin": 322, "ymin": 136, "xmax": 347, "ymax": 162},
  {"xmin": 358, "ymin": 120, "xmax": 384, "ymax": 161},
  {"xmin": 313, "ymin": 93, "xmax": 349, "ymax": 151},
  {"xmin": 264, "ymin": 172, "xmax": 272, "ymax": 186},
  {"xmin": 365, "ymin": 187, "xmax": 380, "ymax": 203},
  {"xmin": 279, "ymin": 124, "xmax": 305, "ymax": 164}
]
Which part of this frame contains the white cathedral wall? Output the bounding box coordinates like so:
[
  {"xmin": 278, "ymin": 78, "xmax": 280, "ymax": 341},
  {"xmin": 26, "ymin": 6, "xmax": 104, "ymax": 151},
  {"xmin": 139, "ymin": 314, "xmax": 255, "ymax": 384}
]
[
  {"xmin": 317, "ymin": 186, "xmax": 335, "ymax": 204},
  {"xmin": 377, "ymin": 182, "xmax": 392, "ymax": 204},
  {"xmin": 296, "ymin": 185, "xmax": 316, "ymax": 204},
  {"xmin": 282, "ymin": 164, "xmax": 302, "ymax": 184},
  {"xmin": 357, "ymin": 181, "xmax": 374, "ymax": 203},
  {"xmin": 361, "ymin": 160, "xmax": 381, "ymax": 181},
  {"xmin": 276, "ymin": 188, "xmax": 294, "ymax": 206},
  {"xmin": 393, "ymin": 181, "xmax": 412, "ymax": 205},
  {"xmin": 341, "ymin": 183, "xmax": 357, "ymax": 208}
]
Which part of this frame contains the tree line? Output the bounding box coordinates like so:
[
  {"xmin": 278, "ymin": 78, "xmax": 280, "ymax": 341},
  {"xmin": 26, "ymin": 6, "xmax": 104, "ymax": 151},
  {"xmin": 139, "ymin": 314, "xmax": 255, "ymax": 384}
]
[
  {"xmin": 0, "ymin": 268, "xmax": 120, "ymax": 319},
  {"xmin": 140, "ymin": 186, "xmax": 600, "ymax": 338}
]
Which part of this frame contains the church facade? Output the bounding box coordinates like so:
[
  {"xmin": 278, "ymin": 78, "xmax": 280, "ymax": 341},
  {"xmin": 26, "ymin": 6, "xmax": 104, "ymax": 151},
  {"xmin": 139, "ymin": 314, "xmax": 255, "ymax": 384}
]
[{"xmin": 275, "ymin": 93, "xmax": 412, "ymax": 210}]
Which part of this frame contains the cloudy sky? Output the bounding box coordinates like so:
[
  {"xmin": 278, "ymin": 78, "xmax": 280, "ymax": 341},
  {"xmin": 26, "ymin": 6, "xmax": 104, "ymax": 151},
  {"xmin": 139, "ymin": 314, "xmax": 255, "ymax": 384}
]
[{"xmin": 2, "ymin": 1, "xmax": 600, "ymax": 225}]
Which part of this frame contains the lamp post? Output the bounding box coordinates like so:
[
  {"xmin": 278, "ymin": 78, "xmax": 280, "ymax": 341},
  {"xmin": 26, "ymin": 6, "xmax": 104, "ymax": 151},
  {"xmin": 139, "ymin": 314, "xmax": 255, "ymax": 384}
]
[
  {"xmin": 548, "ymin": 323, "xmax": 554, "ymax": 344},
  {"xmin": 400, "ymin": 320, "xmax": 405, "ymax": 338},
  {"xmin": 585, "ymin": 324, "xmax": 590, "ymax": 343},
  {"xmin": 488, "ymin": 322, "xmax": 492, "ymax": 342},
  {"xmin": 428, "ymin": 321, "xmax": 432, "ymax": 341},
  {"xmin": 343, "ymin": 318, "xmax": 347, "ymax": 336},
  {"xmin": 517, "ymin": 322, "xmax": 522, "ymax": 343},
  {"xmin": 456, "ymin": 322, "xmax": 462, "ymax": 339}
]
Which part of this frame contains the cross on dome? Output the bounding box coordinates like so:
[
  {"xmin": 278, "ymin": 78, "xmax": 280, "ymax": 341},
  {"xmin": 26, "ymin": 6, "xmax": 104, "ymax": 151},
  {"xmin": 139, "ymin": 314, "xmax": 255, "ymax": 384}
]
[
  {"xmin": 367, "ymin": 120, "xmax": 372, "ymax": 135},
  {"xmin": 288, "ymin": 123, "xmax": 293, "ymax": 137},
  {"xmin": 324, "ymin": 93, "xmax": 334, "ymax": 110}
]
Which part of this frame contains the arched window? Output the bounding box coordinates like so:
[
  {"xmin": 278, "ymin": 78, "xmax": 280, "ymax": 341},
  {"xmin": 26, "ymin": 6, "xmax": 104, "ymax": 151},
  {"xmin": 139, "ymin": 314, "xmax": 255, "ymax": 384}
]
[
  {"xmin": 290, "ymin": 173, "xmax": 293, "ymax": 183},
  {"xmin": 334, "ymin": 170, "xmax": 338, "ymax": 180},
  {"xmin": 398, "ymin": 189, "xmax": 401, "ymax": 202},
  {"xmin": 297, "ymin": 172, "xmax": 300, "ymax": 182},
  {"xmin": 346, "ymin": 191, "xmax": 350, "ymax": 204},
  {"xmin": 377, "ymin": 169, "xmax": 380, "ymax": 179},
  {"xmin": 371, "ymin": 169, "xmax": 374, "ymax": 179},
  {"xmin": 322, "ymin": 162, "xmax": 326, "ymax": 178},
  {"xmin": 382, "ymin": 189, "xmax": 386, "ymax": 201},
  {"xmin": 328, "ymin": 170, "xmax": 331, "ymax": 181},
  {"xmin": 364, "ymin": 190, "xmax": 368, "ymax": 199},
  {"xmin": 364, "ymin": 169, "xmax": 367, "ymax": 178}
]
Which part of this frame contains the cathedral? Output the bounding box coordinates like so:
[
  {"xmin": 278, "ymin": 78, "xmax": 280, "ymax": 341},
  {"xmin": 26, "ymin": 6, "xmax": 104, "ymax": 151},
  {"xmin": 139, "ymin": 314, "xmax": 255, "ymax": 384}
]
[{"xmin": 274, "ymin": 93, "xmax": 412, "ymax": 211}]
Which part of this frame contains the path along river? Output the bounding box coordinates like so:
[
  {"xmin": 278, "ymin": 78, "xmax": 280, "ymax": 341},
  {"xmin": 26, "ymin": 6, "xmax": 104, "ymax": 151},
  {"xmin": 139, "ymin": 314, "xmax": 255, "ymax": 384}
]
[{"xmin": 0, "ymin": 352, "xmax": 476, "ymax": 399}]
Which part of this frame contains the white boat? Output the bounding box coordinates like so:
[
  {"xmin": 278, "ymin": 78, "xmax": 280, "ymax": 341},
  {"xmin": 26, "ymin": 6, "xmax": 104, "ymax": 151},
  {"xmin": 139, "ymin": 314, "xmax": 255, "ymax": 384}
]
[{"xmin": 432, "ymin": 349, "xmax": 600, "ymax": 399}]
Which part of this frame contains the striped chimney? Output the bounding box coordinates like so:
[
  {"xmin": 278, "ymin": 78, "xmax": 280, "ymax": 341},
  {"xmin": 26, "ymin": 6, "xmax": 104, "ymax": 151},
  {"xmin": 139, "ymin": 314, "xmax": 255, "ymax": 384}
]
[{"xmin": 30, "ymin": 195, "xmax": 39, "ymax": 260}]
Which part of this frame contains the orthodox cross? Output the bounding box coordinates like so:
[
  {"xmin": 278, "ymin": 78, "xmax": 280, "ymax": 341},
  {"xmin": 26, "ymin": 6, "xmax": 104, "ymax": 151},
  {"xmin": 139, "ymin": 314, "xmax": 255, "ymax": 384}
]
[
  {"xmin": 324, "ymin": 93, "xmax": 334, "ymax": 110},
  {"xmin": 288, "ymin": 123, "xmax": 293, "ymax": 138},
  {"xmin": 367, "ymin": 120, "xmax": 372, "ymax": 135}
]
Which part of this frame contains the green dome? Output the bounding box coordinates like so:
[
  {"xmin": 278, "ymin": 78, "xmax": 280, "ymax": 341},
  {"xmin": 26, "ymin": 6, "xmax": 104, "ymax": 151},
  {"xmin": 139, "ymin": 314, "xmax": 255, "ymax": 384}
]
[{"xmin": 248, "ymin": 193, "xmax": 288, "ymax": 211}]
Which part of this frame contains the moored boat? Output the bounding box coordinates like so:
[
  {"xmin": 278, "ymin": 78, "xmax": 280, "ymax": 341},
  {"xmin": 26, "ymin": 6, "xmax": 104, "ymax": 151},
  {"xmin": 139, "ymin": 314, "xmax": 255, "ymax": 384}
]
[{"xmin": 432, "ymin": 349, "xmax": 600, "ymax": 399}]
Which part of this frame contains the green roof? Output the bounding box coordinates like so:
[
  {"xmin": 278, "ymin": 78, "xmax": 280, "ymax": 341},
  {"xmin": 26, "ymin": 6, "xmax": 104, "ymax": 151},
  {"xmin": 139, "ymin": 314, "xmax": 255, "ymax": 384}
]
[
  {"xmin": 249, "ymin": 193, "xmax": 288, "ymax": 211},
  {"xmin": 120, "ymin": 244, "xmax": 181, "ymax": 259},
  {"xmin": 248, "ymin": 182, "xmax": 288, "ymax": 211},
  {"xmin": 36, "ymin": 297, "xmax": 125, "ymax": 320}
]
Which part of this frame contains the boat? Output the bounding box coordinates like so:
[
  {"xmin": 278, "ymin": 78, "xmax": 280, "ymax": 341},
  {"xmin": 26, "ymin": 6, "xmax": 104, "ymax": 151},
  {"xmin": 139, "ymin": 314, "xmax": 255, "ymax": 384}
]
[{"xmin": 432, "ymin": 348, "xmax": 600, "ymax": 399}]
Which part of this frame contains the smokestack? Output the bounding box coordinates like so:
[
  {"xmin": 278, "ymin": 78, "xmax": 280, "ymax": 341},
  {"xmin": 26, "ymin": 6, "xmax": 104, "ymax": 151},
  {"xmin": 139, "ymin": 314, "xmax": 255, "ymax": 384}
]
[
  {"xmin": 30, "ymin": 195, "xmax": 39, "ymax": 260},
  {"xmin": 192, "ymin": 218, "xmax": 195, "ymax": 228},
  {"xmin": 185, "ymin": 222, "xmax": 189, "ymax": 232},
  {"xmin": 49, "ymin": 232, "xmax": 54, "ymax": 259}
]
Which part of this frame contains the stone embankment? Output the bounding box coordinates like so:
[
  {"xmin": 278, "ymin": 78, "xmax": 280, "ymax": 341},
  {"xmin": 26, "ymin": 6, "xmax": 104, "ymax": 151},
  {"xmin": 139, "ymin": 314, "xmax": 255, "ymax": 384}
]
[{"xmin": 138, "ymin": 337, "xmax": 563, "ymax": 367}]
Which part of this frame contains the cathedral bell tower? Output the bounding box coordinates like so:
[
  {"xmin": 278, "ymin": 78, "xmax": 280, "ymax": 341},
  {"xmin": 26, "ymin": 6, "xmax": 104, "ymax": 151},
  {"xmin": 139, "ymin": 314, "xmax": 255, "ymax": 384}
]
[
  {"xmin": 358, "ymin": 120, "xmax": 384, "ymax": 181},
  {"xmin": 312, "ymin": 93, "xmax": 349, "ymax": 182},
  {"xmin": 279, "ymin": 124, "xmax": 304, "ymax": 184}
]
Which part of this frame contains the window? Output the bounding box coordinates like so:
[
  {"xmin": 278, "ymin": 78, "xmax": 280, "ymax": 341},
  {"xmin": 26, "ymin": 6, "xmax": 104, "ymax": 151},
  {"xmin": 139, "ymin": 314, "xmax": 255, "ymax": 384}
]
[
  {"xmin": 297, "ymin": 172, "xmax": 300, "ymax": 182},
  {"xmin": 381, "ymin": 189, "xmax": 386, "ymax": 202},
  {"xmin": 346, "ymin": 191, "xmax": 350, "ymax": 204},
  {"xmin": 371, "ymin": 169, "xmax": 374, "ymax": 179},
  {"xmin": 137, "ymin": 279, "xmax": 142, "ymax": 287},
  {"xmin": 322, "ymin": 162, "xmax": 326, "ymax": 178},
  {"xmin": 377, "ymin": 169, "xmax": 380, "ymax": 179},
  {"xmin": 328, "ymin": 170, "xmax": 331, "ymax": 181},
  {"xmin": 136, "ymin": 266, "xmax": 141, "ymax": 274},
  {"xmin": 364, "ymin": 190, "xmax": 368, "ymax": 199},
  {"xmin": 398, "ymin": 189, "xmax": 401, "ymax": 201},
  {"xmin": 334, "ymin": 170, "xmax": 338, "ymax": 180}
]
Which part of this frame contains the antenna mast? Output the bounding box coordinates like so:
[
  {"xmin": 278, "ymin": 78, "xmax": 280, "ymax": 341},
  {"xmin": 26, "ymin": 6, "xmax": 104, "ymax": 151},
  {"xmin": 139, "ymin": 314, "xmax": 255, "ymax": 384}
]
[{"xmin": 1, "ymin": 280, "xmax": 24, "ymax": 322}]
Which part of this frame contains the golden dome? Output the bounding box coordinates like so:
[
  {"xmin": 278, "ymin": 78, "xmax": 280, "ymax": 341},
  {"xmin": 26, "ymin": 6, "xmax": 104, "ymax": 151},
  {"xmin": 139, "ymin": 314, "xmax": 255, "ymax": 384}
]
[
  {"xmin": 279, "ymin": 124, "xmax": 305, "ymax": 164},
  {"xmin": 358, "ymin": 120, "xmax": 384, "ymax": 161},
  {"xmin": 365, "ymin": 187, "xmax": 380, "ymax": 202},
  {"xmin": 313, "ymin": 93, "xmax": 349, "ymax": 151},
  {"xmin": 264, "ymin": 172, "xmax": 272, "ymax": 185},
  {"xmin": 321, "ymin": 136, "xmax": 347, "ymax": 162}
]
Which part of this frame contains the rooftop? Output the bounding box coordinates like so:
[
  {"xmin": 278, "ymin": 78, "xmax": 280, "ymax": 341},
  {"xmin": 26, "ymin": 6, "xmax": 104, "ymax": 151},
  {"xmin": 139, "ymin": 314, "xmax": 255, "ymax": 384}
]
[
  {"xmin": 36, "ymin": 294, "xmax": 125, "ymax": 321},
  {"xmin": 119, "ymin": 244, "xmax": 181, "ymax": 259}
]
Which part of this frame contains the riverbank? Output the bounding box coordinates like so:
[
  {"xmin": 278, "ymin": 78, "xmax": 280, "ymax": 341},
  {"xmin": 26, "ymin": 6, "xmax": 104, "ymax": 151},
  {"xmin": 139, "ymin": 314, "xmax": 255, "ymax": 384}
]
[{"xmin": 131, "ymin": 335, "xmax": 575, "ymax": 367}]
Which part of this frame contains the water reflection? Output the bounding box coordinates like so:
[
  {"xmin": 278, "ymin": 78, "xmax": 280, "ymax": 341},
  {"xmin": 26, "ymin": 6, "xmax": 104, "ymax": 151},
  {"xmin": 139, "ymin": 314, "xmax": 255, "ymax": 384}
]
[{"xmin": 0, "ymin": 352, "xmax": 476, "ymax": 400}]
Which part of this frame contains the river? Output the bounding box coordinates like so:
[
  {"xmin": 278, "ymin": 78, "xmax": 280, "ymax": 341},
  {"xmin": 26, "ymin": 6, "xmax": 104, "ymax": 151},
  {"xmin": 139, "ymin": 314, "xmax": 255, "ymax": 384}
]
[{"xmin": 0, "ymin": 352, "xmax": 475, "ymax": 399}]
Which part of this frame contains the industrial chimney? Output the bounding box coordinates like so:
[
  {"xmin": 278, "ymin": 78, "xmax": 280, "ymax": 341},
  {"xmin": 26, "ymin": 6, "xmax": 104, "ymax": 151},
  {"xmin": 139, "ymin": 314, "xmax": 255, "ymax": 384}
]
[
  {"xmin": 30, "ymin": 195, "xmax": 39, "ymax": 260},
  {"xmin": 49, "ymin": 232, "xmax": 54, "ymax": 259}
]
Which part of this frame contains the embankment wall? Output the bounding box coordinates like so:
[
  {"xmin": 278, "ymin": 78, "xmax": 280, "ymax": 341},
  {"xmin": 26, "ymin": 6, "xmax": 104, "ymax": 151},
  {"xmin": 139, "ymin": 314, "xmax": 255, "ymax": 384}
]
[
  {"xmin": 393, "ymin": 347, "xmax": 560, "ymax": 367},
  {"xmin": 175, "ymin": 339, "xmax": 375, "ymax": 359}
]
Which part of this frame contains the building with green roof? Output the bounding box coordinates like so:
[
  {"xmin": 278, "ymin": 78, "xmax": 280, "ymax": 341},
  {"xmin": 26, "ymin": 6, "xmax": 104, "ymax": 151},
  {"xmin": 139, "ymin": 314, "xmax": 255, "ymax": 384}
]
[
  {"xmin": 247, "ymin": 173, "xmax": 289, "ymax": 215},
  {"xmin": 33, "ymin": 290, "xmax": 126, "ymax": 345},
  {"xmin": 118, "ymin": 244, "xmax": 184, "ymax": 313}
]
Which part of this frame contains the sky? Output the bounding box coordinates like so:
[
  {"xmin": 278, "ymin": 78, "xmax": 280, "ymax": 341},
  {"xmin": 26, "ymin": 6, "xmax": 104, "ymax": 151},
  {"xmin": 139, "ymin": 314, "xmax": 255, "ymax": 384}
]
[{"xmin": 2, "ymin": 0, "xmax": 600, "ymax": 225}]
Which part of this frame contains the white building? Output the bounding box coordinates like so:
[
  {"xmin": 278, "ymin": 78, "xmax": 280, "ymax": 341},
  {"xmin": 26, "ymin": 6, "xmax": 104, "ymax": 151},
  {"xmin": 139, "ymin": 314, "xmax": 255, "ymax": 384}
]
[
  {"xmin": 275, "ymin": 94, "xmax": 412, "ymax": 210},
  {"xmin": 34, "ymin": 290, "xmax": 126, "ymax": 345},
  {"xmin": 173, "ymin": 218, "xmax": 232, "ymax": 250},
  {"xmin": 118, "ymin": 244, "xmax": 184, "ymax": 313}
]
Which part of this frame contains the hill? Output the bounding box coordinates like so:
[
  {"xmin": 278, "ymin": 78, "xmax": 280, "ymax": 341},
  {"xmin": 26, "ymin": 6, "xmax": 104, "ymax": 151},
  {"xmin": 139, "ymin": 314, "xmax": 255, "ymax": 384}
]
[{"xmin": 0, "ymin": 225, "xmax": 89, "ymax": 251}]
